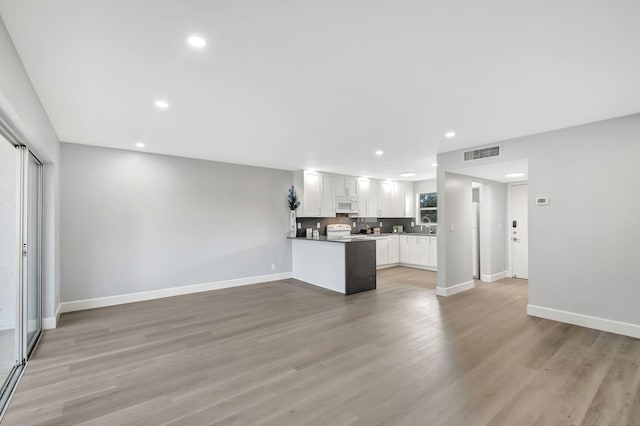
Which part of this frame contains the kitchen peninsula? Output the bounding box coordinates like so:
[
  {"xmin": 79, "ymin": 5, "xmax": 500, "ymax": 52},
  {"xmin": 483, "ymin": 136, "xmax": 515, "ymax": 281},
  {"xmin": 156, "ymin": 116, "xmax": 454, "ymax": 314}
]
[{"xmin": 289, "ymin": 234, "xmax": 376, "ymax": 295}]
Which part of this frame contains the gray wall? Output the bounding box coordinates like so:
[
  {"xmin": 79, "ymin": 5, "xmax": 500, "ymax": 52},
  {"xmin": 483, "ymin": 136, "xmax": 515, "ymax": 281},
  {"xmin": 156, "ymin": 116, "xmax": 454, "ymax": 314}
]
[
  {"xmin": 0, "ymin": 16, "xmax": 60, "ymax": 322},
  {"xmin": 61, "ymin": 143, "xmax": 293, "ymax": 302},
  {"xmin": 437, "ymin": 113, "xmax": 640, "ymax": 325}
]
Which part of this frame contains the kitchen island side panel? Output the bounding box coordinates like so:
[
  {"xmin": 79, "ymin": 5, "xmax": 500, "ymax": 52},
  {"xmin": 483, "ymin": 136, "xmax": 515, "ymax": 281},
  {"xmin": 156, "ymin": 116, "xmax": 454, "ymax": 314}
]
[
  {"xmin": 345, "ymin": 241, "xmax": 377, "ymax": 295},
  {"xmin": 291, "ymin": 239, "xmax": 346, "ymax": 294}
]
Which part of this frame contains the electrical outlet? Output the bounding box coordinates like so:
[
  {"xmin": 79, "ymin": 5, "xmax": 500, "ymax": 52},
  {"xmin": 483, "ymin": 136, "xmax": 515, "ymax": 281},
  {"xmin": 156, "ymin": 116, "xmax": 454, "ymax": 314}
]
[
  {"xmin": 316, "ymin": 222, "xmax": 320, "ymax": 229},
  {"xmin": 379, "ymin": 222, "xmax": 382, "ymax": 227},
  {"xmin": 297, "ymin": 222, "xmax": 301, "ymax": 229},
  {"xmin": 352, "ymin": 222, "xmax": 356, "ymax": 228},
  {"xmin": 449, "ymin": 224, "xmax": 455, "ymax": 232},
  {"xmin": 271, "ymin": 263, "xmax": 276, "ymax": 271},
  {"xmin": 411, "ymin": 222, "xmax": 414, "ymax": 227}
]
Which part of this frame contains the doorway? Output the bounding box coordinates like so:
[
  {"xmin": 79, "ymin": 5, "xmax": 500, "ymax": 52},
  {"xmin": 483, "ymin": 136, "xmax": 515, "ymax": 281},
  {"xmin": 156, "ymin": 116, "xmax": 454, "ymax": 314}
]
[
  {"xmin": 471, "ymin": 182, "xmax": 481, "ymax": 279},
  {"xmin": 509, "ymin": 183, "xmax": 528, "ymax": 279}
]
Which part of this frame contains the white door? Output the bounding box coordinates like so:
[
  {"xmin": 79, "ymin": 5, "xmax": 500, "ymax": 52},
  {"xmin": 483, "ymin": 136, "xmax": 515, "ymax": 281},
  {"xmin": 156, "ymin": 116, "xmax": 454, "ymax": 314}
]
[{"xmin": 510, "ymin": 184, "xmax": 528, "ymax": 279}]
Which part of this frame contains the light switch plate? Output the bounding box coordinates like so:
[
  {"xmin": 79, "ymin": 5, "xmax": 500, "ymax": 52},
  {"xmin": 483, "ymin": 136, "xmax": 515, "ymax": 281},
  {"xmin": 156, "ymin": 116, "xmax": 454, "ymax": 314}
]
[
  {"xmin": 449, "ymin": 224, "xmax": 455, "ymax": 232},
  {"xmin": 316, "ymin": 222, "xmax": 320, "ymax": 229},
  {"xmin": 297, "ymin": 222, "xmax": 301, "ymax": 229}
]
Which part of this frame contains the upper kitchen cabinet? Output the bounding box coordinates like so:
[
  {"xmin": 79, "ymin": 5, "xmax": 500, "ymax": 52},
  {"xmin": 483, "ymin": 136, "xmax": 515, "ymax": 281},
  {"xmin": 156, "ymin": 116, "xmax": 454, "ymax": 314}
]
[
  {"xmin": 334, "ymin": 176, "xmax": 358, "ymax": 197},
  {"xmin": 378, "ymin": 181, "xmax": 414, "ymax": 218},
  {"xmin": 293, "ymin": 171, "xmax": 335, "ymax": 217},
  {"xmin": 357, "ymin": 179, "xmax": 379, "ymax": 217}
]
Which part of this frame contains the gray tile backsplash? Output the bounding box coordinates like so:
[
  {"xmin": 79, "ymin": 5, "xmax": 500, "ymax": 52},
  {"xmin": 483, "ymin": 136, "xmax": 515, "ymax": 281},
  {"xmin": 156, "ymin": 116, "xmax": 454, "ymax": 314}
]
[{"xmin": 294, "ymin": 216, "xmax": 435, "ymax": 237}]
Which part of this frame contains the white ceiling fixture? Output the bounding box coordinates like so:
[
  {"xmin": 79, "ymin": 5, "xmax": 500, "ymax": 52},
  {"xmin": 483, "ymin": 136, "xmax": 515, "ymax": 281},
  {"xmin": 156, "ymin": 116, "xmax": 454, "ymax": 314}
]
[
  {"xmin": 432, "ymin": 163, "xmax": 438, "ymax": 167},
  {"xmin": 135, "ymin": 141, "xmax": 145, "ymax": 148},
  {"xmin": 400, "ymin": 172, "xmax": 417, "ymax": 177},
  {"xmin": 187, "ymin": 35, "xmax": 206, "ymax": 48},
  {"xmin": 2, "ymin": 1, "xmax": 640, "ymax": 182},
  {"xmin": 445, "ymin": 131, "xmax": 456, "ymax": 139},
  {"xmin": 154, "ymin": 100, "xmax": 169, "ymax": 109},
  {"xmin": 375, "ymin": 150, "xmax": 383, "ymax": 156},
  {"xmin": 505, "ymin": 172, "xmax": 526, "ymax": 178}
]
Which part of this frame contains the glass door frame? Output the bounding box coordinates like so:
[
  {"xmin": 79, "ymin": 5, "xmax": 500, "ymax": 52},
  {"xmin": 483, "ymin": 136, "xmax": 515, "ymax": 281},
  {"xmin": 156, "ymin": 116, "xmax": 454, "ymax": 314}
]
[{"xmin": 20, "ymin": 147, "xmax": 43, "ymax": 358}]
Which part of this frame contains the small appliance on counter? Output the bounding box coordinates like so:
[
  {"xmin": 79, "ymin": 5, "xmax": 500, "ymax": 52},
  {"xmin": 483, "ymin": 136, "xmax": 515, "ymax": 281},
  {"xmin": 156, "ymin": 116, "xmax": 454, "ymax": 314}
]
[{"xmin": 326, "ymin": 224, "xmax": 352, "ymax": 239}]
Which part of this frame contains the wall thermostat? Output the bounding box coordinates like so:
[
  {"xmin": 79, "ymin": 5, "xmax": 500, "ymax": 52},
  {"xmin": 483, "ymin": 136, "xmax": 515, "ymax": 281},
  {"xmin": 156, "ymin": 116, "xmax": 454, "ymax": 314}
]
[{"xmin": 536, "ymin": 196, "xmax": 550, "ymax": 206}]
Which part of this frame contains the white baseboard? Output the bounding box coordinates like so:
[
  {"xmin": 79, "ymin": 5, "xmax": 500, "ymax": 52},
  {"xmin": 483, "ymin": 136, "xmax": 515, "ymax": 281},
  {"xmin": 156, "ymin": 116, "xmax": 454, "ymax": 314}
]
[
  {"xmin": 480, "ymin": 271, "xmax": 508, "ymax": 283},
  {"xmin": 436, "ymin": 280, "xmax": 475, "ymax": 297},
  {"xmin": 376, "ymin": 263, "xmax": 437, "ymax": 272},
  {"xmin": 58, "ymin": 272, "xmax": 293, "ymax": 314},
  {"xmin": 42, "ymin": 316, "xmax": 57, "ymax": 330},
  {"xmin": 527, "ymin": 304, "xmax": 640, "ymax": 339}
]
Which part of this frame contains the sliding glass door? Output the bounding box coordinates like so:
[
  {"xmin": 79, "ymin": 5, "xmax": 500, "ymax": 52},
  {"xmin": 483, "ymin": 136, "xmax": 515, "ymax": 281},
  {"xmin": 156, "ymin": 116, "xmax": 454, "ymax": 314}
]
[{"xmin": 0, "ymin": 136, "xmax": 42, "ymax": 414}]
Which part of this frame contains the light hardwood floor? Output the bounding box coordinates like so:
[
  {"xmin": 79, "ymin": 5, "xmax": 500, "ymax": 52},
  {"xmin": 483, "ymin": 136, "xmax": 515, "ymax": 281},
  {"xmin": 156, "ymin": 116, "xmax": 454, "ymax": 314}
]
[{"xmin": 3, "ymin": 267, "xmax": 640, "ymax": 425}]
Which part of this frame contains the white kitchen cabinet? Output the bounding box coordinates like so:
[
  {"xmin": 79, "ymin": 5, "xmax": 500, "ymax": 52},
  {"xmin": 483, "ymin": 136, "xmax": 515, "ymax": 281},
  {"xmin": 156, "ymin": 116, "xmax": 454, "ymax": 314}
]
[
  {"xmin": 407, "ymin": 236, "xmax": 420, "ymax": 264},
  {"xmin": 321, "ymin": 175, "xmax": 335, "ymax": 216},
  {"xmin": 403, "ymin": 181, "xmax": 415, "ymax": 218},
  {"xmin": 429, "ymin": 237, "xmax": 438, "ymax": 267},
  {"xmin": 375, "ymin": 237, "xmax": 389, "ymax": 266},
  {"xmin": 335, "ymin": 176, "xmax": 358, "ymax": 197},
  {"xmin": 419, "ymin": 236, "xmax": 430, "ymax": 265},
  {"xmin": 388, "ymin": 235, "xmax": 399, "ymax": 264},
  {"xmin": 399, "ymin": 235, "xmax": 409, "ymax": 263},
  {"xmin": 378, "ymin": 181, "xmax": 404, "ymax": 217},
  {"xmin": 293, "ymin": 170, "xmax": 335, "ymax": 217},
  {"xmin": 358, "ymin": 179, "xmax": 379, "ymax": 217}
]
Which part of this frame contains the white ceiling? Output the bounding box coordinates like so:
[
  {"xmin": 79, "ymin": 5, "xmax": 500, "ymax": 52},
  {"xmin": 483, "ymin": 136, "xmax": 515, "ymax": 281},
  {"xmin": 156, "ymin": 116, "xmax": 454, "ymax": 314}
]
[
  {"xmin": 452, "ymin": 159, "xmax": 528, "ymax": 183},
  {"xmin": 1, "ymin": 1, "xmax": 640, "ymax": 181}
]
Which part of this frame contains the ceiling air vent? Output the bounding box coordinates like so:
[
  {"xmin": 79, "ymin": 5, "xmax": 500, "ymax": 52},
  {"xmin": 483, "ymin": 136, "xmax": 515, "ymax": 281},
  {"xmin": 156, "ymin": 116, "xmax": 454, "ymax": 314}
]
[{"xmin": 463, "ymin": 145, "xmax": 501, "ymax": 161}]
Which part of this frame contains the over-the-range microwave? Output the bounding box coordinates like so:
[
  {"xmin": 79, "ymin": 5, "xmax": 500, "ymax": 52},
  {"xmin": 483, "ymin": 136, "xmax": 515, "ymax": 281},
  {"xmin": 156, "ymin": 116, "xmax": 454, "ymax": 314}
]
[{"xmin": 336, "ymin": 197, "xmax": 359, "ymax": 214}]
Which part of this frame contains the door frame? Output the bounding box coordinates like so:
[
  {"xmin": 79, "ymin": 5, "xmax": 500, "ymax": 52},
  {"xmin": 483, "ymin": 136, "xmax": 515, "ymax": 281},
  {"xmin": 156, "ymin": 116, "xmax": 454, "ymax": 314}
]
[{"xmin": 507, "ymin": 182, "xmax": 528, "ymax": 278}]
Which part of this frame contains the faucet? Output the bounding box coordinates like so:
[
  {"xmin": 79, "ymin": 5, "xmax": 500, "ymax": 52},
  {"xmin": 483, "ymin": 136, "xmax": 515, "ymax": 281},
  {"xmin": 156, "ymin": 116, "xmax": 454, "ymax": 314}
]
[{"xmin": 423, "ymin": 217, "xmax": 432, "ymax": 234}]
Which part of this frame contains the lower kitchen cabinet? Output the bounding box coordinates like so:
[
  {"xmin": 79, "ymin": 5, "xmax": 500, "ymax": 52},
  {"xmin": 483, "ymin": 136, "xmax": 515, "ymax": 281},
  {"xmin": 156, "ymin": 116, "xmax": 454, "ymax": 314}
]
[
  {"xmin": 377, "ymin": 235, "xmax": 436, "ymax": 270},
  {"xmin": 375, "ymin": 237, "xmax": 389, "ymax": 266},
  {"xmin": 388, "ymin": 235, "xmax": 399, "ymax": 263}
]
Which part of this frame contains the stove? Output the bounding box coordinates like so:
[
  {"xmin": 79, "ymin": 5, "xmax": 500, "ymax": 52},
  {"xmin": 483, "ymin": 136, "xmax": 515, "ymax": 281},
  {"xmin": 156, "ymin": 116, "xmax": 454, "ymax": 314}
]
[{"xmin": 326, "ymin": 224, "xmax": 353, "ymax": 239}]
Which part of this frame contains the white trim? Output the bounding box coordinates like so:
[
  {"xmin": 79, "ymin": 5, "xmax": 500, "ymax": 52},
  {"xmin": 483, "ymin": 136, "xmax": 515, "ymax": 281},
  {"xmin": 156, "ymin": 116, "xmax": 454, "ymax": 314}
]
[
  {"xmin": 527, "ymin": 304, "xmax": 640, "ymax": 339},
  {"xmin": 42, "ymin": 316, "xmax": 56, "ymax": 330},
  {"xmin": 435, "ymin": 280, "xmax": 475, "ymax": 297},
  {"xmin": 480, "ymin": 271, "xmax": 508, "ymax": 283},
  {"xmin": 58, "ymin": 272, "xmax": 293, "ymax": 314}
]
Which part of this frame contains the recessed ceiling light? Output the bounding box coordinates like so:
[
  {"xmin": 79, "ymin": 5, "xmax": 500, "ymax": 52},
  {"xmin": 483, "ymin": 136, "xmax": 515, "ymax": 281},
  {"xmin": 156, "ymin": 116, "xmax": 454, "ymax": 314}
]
[
  {"xmin": 375, "ymin": 150, "xmax": 383, "ymax": 156},
  {"xmin": 445, "ymin": 131, "xmax": 456, "ymax": 139},
  {"xmin": 505, "ymin": 172, "xmax": 526, "ymax": 178},
  {"xmin": 154, "ymin": 100, "xmax": 169, "ymax": 109},
  {"xmin": 432, "ymin": 163, "xmax": 438, "ymax": 167},
  {"xmin": 400, "ymin": 172, "xmax": 417, "ymax": 177},
  {"xmin": 135, "ymin": 142, "xmax": 145, "ymax": 148},
  {"xmin": 187, "ymin": 36, "xmax": 206, "ymax": 48}
]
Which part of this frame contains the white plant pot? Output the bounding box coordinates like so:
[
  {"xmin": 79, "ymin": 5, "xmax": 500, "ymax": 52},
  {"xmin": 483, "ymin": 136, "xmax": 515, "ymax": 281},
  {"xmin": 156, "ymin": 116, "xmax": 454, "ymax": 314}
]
[{"xmin": 289, "ymin": 210, "xmax": 297, "ymax": 237}]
